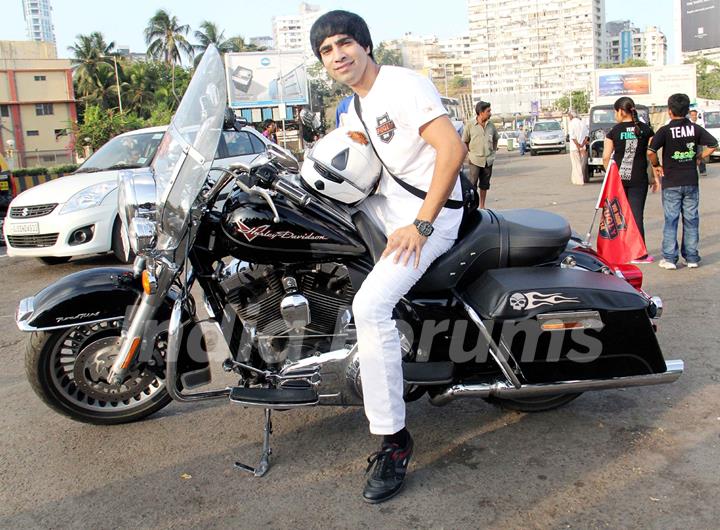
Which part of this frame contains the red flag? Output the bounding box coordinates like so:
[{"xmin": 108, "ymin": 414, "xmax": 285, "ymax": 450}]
[{"xmin": 595, "ymin": 161, "xmax": 647, "ymax": 265}]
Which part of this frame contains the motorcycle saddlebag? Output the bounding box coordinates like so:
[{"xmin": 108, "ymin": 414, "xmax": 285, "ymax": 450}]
[{"xmin": 464, "ymin": 267, "xmax": 667, "ymax": 384}]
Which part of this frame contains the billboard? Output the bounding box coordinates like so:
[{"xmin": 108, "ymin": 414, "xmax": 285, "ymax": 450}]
[
  {"xmin": 593, "ymin": 64, "xmax": 697, "ymax": 107},
  {"xmin": 620, "ymin": 30, "xmax": 633, "ymax": 63},
  {"xmin": 598, "ymin": 73, "xmax": 650, "ymax": 97},
  {"xmin": 681, "ymin": 0, "xmax": 720, "ymax": 52},
  {"xmin": 225, "ymin": 51, "xmax": 309, "ymax": 108}
]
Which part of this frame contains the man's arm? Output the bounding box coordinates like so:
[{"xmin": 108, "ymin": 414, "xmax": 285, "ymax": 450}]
[
  {"xmin": 648, "ymin": 128, "xmax": 665, "ymax": 180},
  {"xmin": 697, "ymin": 125, "xmax": 719, "ymax": 159},
  {"xmin": 602, "ymin": 138, "xmax": 614, "ymax": 169},
  {"xmin": 381, "ymin": 115, "xmax": 466, "ymax": 267}
]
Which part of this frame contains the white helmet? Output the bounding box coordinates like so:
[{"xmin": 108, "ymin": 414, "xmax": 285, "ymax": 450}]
[{"xmin": 301, "ymin": 126, "xmax": 382, "ymax": 205}]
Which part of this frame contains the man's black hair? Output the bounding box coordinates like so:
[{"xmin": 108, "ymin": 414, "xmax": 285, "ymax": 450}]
[
  {"xmin": 310, "ymin": 10, "xmax": 374, "ymax": 61},
  {"xmin": 475, "ymin": 101, "xmax": 491, "ymax": 115},
  {"xmin": 262, "ymin": 119, "xmax": 275, "ymax": 130},
  {"xmin": 667, "ymin": 93, "xmax": 690, "ymax": 117}
]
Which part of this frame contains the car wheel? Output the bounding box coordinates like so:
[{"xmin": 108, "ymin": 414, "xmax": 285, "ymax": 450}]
[
  {"xmin": 530, "ymin": 150, "xmax": 536, "ymax": 156},
  {"xmin": 112, "ymin": 217, "xmax": 135, "ymax": 264},
  {"xmin": 38, "ymin": 256, "xmax": 71, "ymax": 265}
]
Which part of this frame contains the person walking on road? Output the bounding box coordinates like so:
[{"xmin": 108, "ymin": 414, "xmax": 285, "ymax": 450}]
[
  {"xmin": 568, "ymin": 111, "xmax": 588, "ymax": 185},
  {"xmin": 688, "ymin": 110, "xmax": 708, "ymax": 176},
  {"xmin": 462, "ymin": 101, "xmax": 498, "ymax": 208},
  {"xmin": 648, "ymin": 93, "xmax": 718, "ymax": 270},
  {"xmin": 310, "ymin": 10, "xmax": 466, "ymax": 503},
  {"xmin": 518, "ymin": 127, "xmax": 527, "ymax": 156},
  {"xmin": 603, "ymin": 96, "xmax": 656, "ymax": 263}
]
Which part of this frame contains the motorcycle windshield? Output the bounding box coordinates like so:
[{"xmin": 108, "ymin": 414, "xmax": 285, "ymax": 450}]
[{"xmin": 153, "ymin": 45, "xmax": 226, "ymax": 251}]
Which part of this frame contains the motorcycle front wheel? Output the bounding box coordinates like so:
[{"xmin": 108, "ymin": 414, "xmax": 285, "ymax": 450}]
[
  {"xmin": 25, "ymin": 319, "xmax": 172, "ymax": 425},
  {"xmin": 487, "ymin": 393, "xmax": 582, "ymax": 412}
]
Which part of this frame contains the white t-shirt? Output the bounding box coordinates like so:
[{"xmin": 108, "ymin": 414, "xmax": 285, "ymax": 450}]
[
  {"xmin": 569, "ymin": 117, "xmax": 588, "ymax": 152},
  {"xmin": 346, "ymin": 66, "xmax": 463, "ymax": 240}
]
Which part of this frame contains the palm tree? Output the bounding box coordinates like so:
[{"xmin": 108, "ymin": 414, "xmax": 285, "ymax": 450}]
[
  {"xmin": 68, "ymin": 32, "xmax": 116, "ymax": 100},
  {"xmin": 144, "ymin": 9, "xmax": 193, "ymax": 102},
  {"xmin": 193, "ymin": 21, "xmax": 237, "ymax": 66}
]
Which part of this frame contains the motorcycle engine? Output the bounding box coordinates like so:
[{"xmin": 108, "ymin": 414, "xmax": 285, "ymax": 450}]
[{"xmin": 219, "ymin": 261, "xmax": 355, "ymax": 365}]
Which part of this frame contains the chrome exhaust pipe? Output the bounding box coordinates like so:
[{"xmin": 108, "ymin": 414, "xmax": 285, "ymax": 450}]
[{"xmin": 429, "ymin": 359, "xmax": 684, "ymax": 406}]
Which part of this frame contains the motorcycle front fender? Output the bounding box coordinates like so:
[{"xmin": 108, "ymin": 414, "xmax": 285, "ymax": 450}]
[{"xmin": 16, "ymin": 267, "xmax": 141, "ymax": 331}]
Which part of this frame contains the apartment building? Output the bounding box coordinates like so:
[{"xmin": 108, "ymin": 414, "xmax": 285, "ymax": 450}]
[
  {"xmin": 468, "ymin": 0, "xmax": 605, "ymax": 115},
  {"xmin": 22, "ymin": 0, "xmax": 56, "ymax": 45},
  {"xmin": 0, "ymin": 41, "xmax": 76, "ymax": 169},
  {"xmin": 606, "ymin": 21, "xmax": 667, "ymax": 66},
  {"xmin": 272, "ymin": 2, "xmax": 325, "ymax": 59}
]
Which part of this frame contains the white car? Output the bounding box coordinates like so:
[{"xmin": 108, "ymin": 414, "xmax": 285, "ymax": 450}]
[
  {"xmin": 4, "ymin": 124, "xmax": 282, "ymax": 264},
  {"xmin": 497, "ymin": 131, "xmax": 519, "ymax": 150}
]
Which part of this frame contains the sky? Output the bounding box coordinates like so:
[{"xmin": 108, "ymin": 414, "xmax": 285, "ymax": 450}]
[{"xmin": 2, "ymin": 0, "xmax": 678, "ymax": 63}]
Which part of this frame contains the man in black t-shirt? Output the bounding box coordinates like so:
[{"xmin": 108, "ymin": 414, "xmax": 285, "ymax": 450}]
[{"xmin": 648, "ymin": 93, "xmax": 718, "ymax": 270}]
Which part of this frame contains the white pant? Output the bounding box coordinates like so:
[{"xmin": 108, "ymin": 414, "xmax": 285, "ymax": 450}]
[
  {"xmin": 570, "ymin": 149, "xmax": 586, "ymax": 185},
  {"xmin": 352, "ymin": 199, "xmax": 455, "ymax": 434}
]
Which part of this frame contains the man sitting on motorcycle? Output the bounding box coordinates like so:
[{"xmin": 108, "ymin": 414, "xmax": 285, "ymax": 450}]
[{"xmin": 310, "ymin": 10, "xmax": 467, "ymax": 503}]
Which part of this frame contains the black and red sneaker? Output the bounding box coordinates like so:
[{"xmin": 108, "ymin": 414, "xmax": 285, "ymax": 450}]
[{"xmin": 362, "ymin": 433, "xmax": 414, "ymax": 504}]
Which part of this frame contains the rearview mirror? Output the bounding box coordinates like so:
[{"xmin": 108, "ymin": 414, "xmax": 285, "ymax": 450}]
[{"xmin": 266, "ymin": 143, "xmax": 299, "ymax": 173}]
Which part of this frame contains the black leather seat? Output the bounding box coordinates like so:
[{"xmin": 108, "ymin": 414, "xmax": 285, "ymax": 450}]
[{"xmin": 352, "ymin": 208, "xmax": 571, "ymax": 295}]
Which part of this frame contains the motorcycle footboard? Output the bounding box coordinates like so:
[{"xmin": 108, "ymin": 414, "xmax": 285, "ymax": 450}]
[{"xmin": 463, "ymin": 267, "xmax": 667, "ymax": 384}]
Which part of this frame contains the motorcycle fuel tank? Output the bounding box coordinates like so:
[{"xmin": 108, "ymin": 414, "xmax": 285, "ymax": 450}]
[{"xmin": 220, "ymin": 192, "xmax": 367, "ymax": 264}]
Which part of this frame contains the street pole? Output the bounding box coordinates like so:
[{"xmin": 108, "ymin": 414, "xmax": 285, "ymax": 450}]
[{"xmin": 113, "ymin": 55, "xmax": 123, "ymax": 113}]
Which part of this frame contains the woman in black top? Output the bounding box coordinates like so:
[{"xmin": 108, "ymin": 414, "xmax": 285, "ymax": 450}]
[{"xmin": 602, "ymin": 96, "xmax": 656, "ymax": 263}]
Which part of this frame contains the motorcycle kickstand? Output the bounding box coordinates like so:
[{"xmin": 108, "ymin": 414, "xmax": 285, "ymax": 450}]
[{"xmin": 234, "ymin": 408, "xmax": 273, "ymax": 477}]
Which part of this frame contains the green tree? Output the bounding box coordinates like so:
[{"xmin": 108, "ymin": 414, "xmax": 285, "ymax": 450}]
[
  {"xmin": 686, "ymin": 57, "xmax": 720, "ymax": 100},
  {"xmin": 74, "ymin": 105, "xmax": 145, "ymax": 154},
  {"xmin": 374, "ymin": 42, "xmax": 402, "ymax": 66},
  {"xmin": 554, "ymin": 90, "xmax": 590, "ymax": 114},
  {"xmin": 68, "ymin": 32, "xmax": 116, "ymax": 101},
  {"xmin": 145, "ymin": 9, "xmax": 194, "ymax": 101},
  {"xmin": 193, "ymin": 21, "xmax": 237, "ymax": 66},
  {"xmin": 598, "ymin": 58, "xmax": 649, "ymax": 69}
]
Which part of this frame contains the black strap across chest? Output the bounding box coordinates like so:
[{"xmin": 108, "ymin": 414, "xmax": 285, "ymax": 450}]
[{"xmin": 352, "ymin": 95, "xmax": 463, "ymax": 210}]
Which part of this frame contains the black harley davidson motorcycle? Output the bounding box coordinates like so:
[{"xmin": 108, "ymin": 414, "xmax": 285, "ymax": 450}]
[{"xmin": 18, "ymin": 47, "xmax": 682, "ymax": 476}]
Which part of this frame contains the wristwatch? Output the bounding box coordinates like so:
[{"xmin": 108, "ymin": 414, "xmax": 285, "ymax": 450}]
[{"xmin": 413, "ymin": 219, "xmax": 434, "ymax": 237}]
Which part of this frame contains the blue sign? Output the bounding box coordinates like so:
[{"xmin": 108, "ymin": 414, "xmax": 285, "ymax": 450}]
[
  {"xmin": 530, "ymin": 100, "xmax": 539, "ymax": 116},
  {"xmin": 260, "ymin": 57, "xmax": 271, "ymax": 66},
  {"xmin": 620, "ymin": 30, "xmax": 633, "ymax": 63}
]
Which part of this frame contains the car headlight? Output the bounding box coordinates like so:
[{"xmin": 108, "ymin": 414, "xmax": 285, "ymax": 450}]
[
  {"xmin": 593, "ymin": 129, "xmax": 606, "ymax": 141},
  {"xmin": 118, "ymin": 168, "xmax": 157, "ymax": 255},
  {"xmin": 59, "ymin": 182, "xmax": 117, "ymax": 214}
]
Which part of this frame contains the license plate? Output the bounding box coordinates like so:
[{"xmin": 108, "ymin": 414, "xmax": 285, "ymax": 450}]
[
  {"xmin": 7, "ymin": 222, "xmax": 39, "ymax": 235},
  {"xmin": 590, "ymin": 158, "xmax": 603, "ymax": 165}
]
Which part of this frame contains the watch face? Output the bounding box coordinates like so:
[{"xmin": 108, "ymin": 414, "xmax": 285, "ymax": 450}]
[{"xmin": 415, "ymin": 220, "xmax": 433, "ymax": 236}]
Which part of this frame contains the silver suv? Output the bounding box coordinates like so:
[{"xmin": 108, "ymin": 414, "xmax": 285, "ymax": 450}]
[{"xmin": 529, "ymin": 120, "xmax": 566, "ymax": 156}]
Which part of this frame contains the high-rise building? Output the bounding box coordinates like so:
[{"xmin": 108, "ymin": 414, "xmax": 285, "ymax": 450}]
[
  {"xmin": 272, "ymin": 2, "xmax": 325, "ymax": 59},
  {"xmin": 22, "ymin": 0, "xmax": 56, "ymax": 45},
  {"xmin": 467, "ymin": 0, "xmax": 605, "ymax": 114},
  {"xmin": 605, "ymin": 21, "xmax": 667, "ymax": 66}
]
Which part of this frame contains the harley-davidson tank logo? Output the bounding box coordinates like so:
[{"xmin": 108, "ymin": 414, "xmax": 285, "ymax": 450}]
[
  {"xmin": 599, "ymin": 197, "xmax": 627, "ymax": 240},
  {"xmin": 347, "ymin": 131, "xmax": 369, "ymax": 145},
  {"xmin": 509, "ymin": 292, "xmax": 580, "ymax": 311},
  {"xmin": 235, "ymin": 221, "xmax": 329, "ymax": 242},
  {"xmin": 375, "ymin": 114, "xmax": 396, "ymax": 143}
]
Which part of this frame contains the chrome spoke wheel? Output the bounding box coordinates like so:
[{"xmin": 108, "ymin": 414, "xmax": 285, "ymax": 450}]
[{"xmin": 48, "ymin": 319, "xmax": 165, "ymax": 412}]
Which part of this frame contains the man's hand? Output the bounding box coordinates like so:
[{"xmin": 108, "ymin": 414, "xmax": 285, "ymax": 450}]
[
  {"xmin": 382, "ymin": 225, "xmax": 428, "ymax": 268},
  {"xmin": 651, "ymin": 177, "xmax": 661, "ymax": 193},
  {"xmin": 652, "ymin": 165, "xmax": 664, "ymax": 179}
]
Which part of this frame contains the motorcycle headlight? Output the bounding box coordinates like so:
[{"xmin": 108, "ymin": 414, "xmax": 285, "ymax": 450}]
[
  {"xmin": 118, "ymin": 168, "xmax": 158, "ymax": 255},
  {"xmin": 59, "ymin": 181, "xmax": 117, "ymax": 214},
  {"xmin": 593, "ymin": 129, "xmax": 606, "ymax": 141}
]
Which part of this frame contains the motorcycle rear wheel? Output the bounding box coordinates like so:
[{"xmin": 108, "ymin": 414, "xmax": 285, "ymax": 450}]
[
  {"xmin": 487, "ymin": 393, "xmax": 582, "ymax": 412},
  {"xmin": 25, "ymin": 319, "xmax": 172, "ymax": 425}
]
